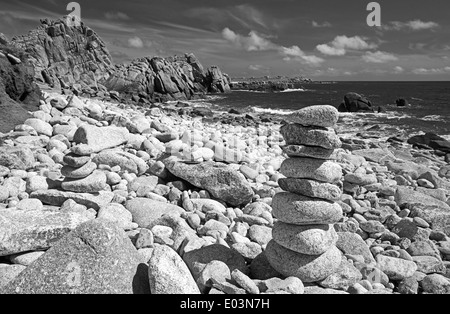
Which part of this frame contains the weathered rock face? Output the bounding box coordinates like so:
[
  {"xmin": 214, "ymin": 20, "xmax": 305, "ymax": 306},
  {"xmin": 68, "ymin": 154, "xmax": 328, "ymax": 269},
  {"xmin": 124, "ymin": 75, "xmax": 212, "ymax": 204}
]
[
  {"xmin": 2, "ymin": 220, "xmax": 149, "ymax": 294},
  {"xmin": 0, "ymin": 38, "xmax": 41, "ymax": 133},
  {"xmin": 104, "ymin": 54, "xmax": 230, "ymax": 101},
  {"xmin": 8, "ymin": 19, "xmax": 230, "ymax": 103},
  {"xmin": 9, "ymin": 18, "xmax": 112, "ymax": 91}
]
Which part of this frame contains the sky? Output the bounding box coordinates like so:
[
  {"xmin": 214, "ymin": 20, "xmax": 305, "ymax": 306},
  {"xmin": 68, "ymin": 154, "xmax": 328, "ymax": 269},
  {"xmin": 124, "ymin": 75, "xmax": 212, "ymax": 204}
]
[{"xmin": 1, "ymin": 0, "xmax": 449, "ymax": 81}]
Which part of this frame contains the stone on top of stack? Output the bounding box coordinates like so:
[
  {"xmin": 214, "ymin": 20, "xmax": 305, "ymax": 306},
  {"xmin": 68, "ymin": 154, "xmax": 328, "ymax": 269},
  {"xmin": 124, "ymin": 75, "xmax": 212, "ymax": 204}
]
[{"xmin": 265, "ymin": 105, "xmax": 345, "ymax": 283}]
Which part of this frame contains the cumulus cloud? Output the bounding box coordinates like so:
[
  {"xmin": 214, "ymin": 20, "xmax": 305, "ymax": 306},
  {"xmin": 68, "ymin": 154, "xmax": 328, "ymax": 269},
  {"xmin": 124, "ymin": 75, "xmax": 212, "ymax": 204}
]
[
  {"xmin": 222, "ymin": 28, "xmax": 324, "ymax": 66},
  {"xmin": 312, "ymin": 21, "xmax": 332, "ymax": 28},
  {"xmin": 393, "ymin": 66, "xmax": 404, "ymax": 74},
  {"xmin": 382, "ymin": 20, "xmax": 439, "ymax": 31},
  {"xmin": 362, "ymin": 51, "xmax": 398, "ymax": 63},
  {"xmin": 105, "ymin": 12, "xmax": 130, "ymax": 20},
  {"xmin": 316, "ymin": 35, "xmax": 377, "ymax": 56},
  {"xmin": 412, "ymin": 67, "xmax": 450, "ymax": 75},
  {"xmin": 222, "ymin": 28, "xmax": 276, "ymax": 51},
  {"xmin": 281, "ymin": 46, "xmax": 324, "ymax": 66},
  {"xmin": 128, "ymin": 36, "xmax": 144, "ymax": 48}
]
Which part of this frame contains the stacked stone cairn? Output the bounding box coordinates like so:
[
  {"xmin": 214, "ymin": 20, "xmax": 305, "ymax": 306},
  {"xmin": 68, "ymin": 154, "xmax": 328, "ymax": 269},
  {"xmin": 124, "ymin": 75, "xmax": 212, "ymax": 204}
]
[
  {"xmin": 266, "ymin": 105, "xmax": 345, "ymax": 283},
  {"xmin": 60, "ymin": 153, "xmax": 107, "ymax": 193}
]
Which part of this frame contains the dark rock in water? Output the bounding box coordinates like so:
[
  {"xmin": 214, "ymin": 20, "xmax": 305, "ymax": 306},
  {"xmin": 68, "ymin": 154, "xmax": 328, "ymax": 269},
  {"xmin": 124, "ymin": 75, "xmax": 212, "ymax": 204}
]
[
  {"xmin": 378, "ymin": 106, "xmax": 386, "ymax": 113},
  {"xmin": 408, "ymin": 133, "xmax": 450, "ymax": 153},
  {"xmin": 338, "ymin": 92, "xmax": 373, "ymax": 113},
  {"xmin": 396, "ymin": 98, "xmax": 409, "ymax": 107},
  {"xmin": 192, "ymin": 107, "xmax": 213, "ymax": 117},
  {"xmin": 2, "ymin": 220, "xmax": 148, "ymax": 294},
  {"xmin": 229, "ymin": 108, "xmax": 243, "ymax": 115},
  {"xmin": 206, "ymin": 66, "xmax": 231, "ymax": 93}
]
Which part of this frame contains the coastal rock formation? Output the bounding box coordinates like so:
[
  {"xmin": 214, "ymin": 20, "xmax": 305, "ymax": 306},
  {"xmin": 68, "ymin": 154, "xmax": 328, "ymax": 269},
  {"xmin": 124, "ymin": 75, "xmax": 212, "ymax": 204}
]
[
  {"xmin": 9, "ymin": 19, "xmax": 230, "ymax": 102},
  {"xmin": 266, "ymin": 105, "xmax": 344, "ymax": 283},
  {"xmin": 338, "ymin": 92, "xmax": 373, "ymax": 113},
  {"xmin": 0, "ymin": 36, "xmax": 41, "ymax": 132}
]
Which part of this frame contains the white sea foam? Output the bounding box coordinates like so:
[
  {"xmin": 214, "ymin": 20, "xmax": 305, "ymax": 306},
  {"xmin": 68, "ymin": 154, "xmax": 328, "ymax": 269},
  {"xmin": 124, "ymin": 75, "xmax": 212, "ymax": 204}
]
[
  {"xmin": 251, "ymin": 107, "xmax": 295, "ymax": 115},
  {"xmin": 279, "ymin": 88, "xmax": 307, "ymax": 93},
  {"xmin": 420, "ymin": 115, "xmax": 446, "ymax": 122}
]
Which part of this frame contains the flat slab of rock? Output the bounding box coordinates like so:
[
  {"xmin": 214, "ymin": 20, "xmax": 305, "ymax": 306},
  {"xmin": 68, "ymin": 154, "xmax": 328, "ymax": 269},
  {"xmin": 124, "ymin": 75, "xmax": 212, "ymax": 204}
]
[
  {"xmin": 126, "ymin": 198, "xmax": 185, "ymax": 228},
  {"xmin": 279, "ymin": 178, "xmax": 342, "ymax": 201},
  {"xmin": 376, "ymin": 255, "xmax": 417, "ymax": 280},
  {"xmin": 30, "ymin": 190, "xmax": 114, "ymax": 211},
  {"xmin": 93, "ymin": 150, "xmax": 148, "ymax": 175},
  {"xmin": 280, "ymin": 158, "xmax": 342, "ymax": 183},
  {"xmin": 272, "ymin": 222, "xmax": 338, "ymax": 255},
  {"xmin": 164, "ymin": 157, "xmax": 254, "ymax": 206},
  {"xmin": 61, "ymin": 170, "xmax": 107, "ymax": 193},
  {"xmin": 2, "ymin": 220, "xmax": 149, "ymax": 294},
  {"xmin": 395, "ymin": 187, "xmax": 450, "ymax": 210},
  {"xmin": 281, "ymin": 124, "xmax": 342, "ymax": 150},
  {"xmin": 73, "ymin": 125, "xmax": 129, "ymax": 154},
  {"xmin": 283, "ymin": 145, "xmax": 338, "ymax": 160},
  {"xmin": 353, "ymin": 148, "xmax": 396, "ymax": 163},
  {"xmin": 148, "ymin": 245, "xmax": 200, "ymax": 294},
  {"xmin": 272, "ymin": 192, "xmax": 343, "ymax": 225},
  {"xmin": 0, "ymin": 209, "xmax": 91, "ymax": 257},
  {"xmin": 265, "ymin": 240, "xmax": 342, "ymax": 283},
  {"xmin": 61, "ymin": 161, "xmax": 97, "ymax": 179},
  {"xmin": 285, "ymin": 105, "xmax": 339, "ymax": 128}
]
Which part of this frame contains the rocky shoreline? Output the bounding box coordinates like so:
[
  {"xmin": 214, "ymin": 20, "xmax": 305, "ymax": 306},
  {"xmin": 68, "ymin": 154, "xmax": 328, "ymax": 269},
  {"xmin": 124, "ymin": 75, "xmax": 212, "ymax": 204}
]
[{"xmin": 0, "ymin": 90, "xmax": 449, "ymax": 295}]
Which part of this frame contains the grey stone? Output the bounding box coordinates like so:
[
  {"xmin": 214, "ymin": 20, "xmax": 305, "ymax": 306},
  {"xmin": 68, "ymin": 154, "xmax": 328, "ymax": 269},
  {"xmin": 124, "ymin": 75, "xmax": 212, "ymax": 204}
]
[
  {"xmin": 265, "ymin": 240, "xmax": 342, "ymax": 283},
  {"xmin": 272, "ymin": 192, "xmax": 343, "ymax": 225},
  {"xmin": 376, "ymin": 255, "xmax": 417, "ymax": 280},
  {"xmin": 396, "ymin": 187, "xmax": 450, "ymax": 210},
  {"xmin": 231, "ymin": 269, "xmax": 259, "ymax": 294},
  {"xmin": 282, "ymin": 145, "xmax": 337, "ymax": 160},
  {"xmin": 412, "ymin": 256, "xmax": 446, "ymax": 275},
  {"xmin": 30, "ymin": 190, "xmax": 114, "ymax": 211},
  {"xmin": 336, "ymin": 232, "xmax": 375, "ymax": 264},
  {"xmin": 164, "ymin": 157, "xmax": 254, "ymax": 206},
  {"xmin": 318, "ymin": 258, "xmax": 362, "ymax": 290},
  {"xmin": 72, "ymin": 125, "xmax": 129, "ymax": 154},
  {"xmin": 61, "ymin": 170, "xmax": 108, "ymax": 193},
  {"xmin": 344, "ymin": 173, "xmax": 378, "ymax": 186},
  {"xmin": 280, "ymin": 158, "xmax": 342, "ymax": 183},
  {"xmin": 125, "ymin": 198, "xmax": 184, "ymax": 229},
  {"xmin": 197, "ymin": 260, "xmax": 231, "ymax": 292},
  {"xmin": 249, "ymin": 252, "xmax": 281, "ymax": 280},
  {"xmin": 0, "ymin": 209, "xmax": 91, "ymax": 257},
  {"xmin": 0, "ymin": 265, "xmax": 26, "ymax": 289},
  {"xmin": 128, "ymin": 176, "xmax": 159, "ymax": 193},
  {"xmin": 258, "ymin": 277, "xmax": 304, "ymax": 294},
  {"xmin": 278, "ymin": 178, "xmax": 342, "ymax": 201},
  {"xmin": 61, "ymin": 161, "xmax": 97, "ymax": 179},
  {"xmin": 148, "ymin": 244, "xmax": 200, "ymax": 294},
  {"xmin": 97, "ymin": 203, "xmax": 134, "ymax": 230},
  {"xmin": 183, "ymin": 244, "xmax": 248, "ymax": 282},
  {"xmin": 93, "ymin": 150, "xmax": 148, "ymax": 176},
  {"xmin": 281, "ymin": 124, "xmax": 342, "ymax": 150},
  {"xmin": 422, "ymin": 274, "xmax": 450, "ymax": 294},
  {"xmin": 2, "ymin": 220, "xmax": 150, "ymax": 294},
  {"xmin": 10, "ymin": 251, "xmax": 46, "ymax": 266},
  {"xmin": 285, "ymin": 105, "xmax": 339, "ymax": 128},
  {"xmin": 272, "ymin": 222, "xmax": 338, "ymax": 255},
  {"xmin": 63, "ymin": 154, "xmax": 91, "ymax": 168},
  {"xmin": 0, "ymin": 147, "xmax": 35, "ymax": 170}
]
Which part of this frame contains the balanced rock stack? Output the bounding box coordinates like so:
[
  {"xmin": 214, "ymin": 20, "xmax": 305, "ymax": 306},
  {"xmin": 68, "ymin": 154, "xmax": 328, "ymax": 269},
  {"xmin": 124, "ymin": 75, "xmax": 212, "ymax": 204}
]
[
  {"xmin": 60, "ymin": 153, "xmax": 107, "ymax": 193},
  {"xmin": 266, "ymin": 105, "xmax": 345, "ymax": 283}
]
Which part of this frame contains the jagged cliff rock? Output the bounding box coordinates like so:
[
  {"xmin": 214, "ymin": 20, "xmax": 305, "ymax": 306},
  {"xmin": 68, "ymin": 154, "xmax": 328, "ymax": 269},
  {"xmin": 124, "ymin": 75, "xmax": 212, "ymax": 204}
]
[
  {"xmin": 0, "ymin": 34, "xmax": 41, "ymax": 133},
  {"xmin": 9, "ymin": 18, "xmax": 230, "ymax": 101},
  {"xmin": 103, "ymin": 54, "xmax": 230, "ymax": 102},
  {"xmin": 9, "ymin": 18, "xmax": 113, "ymax": 91}
]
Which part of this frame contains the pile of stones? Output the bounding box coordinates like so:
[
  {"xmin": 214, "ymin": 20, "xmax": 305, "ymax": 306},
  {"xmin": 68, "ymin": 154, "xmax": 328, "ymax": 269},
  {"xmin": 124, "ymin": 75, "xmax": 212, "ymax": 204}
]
[{"xmin": 265, "ymin": 105, "xmax": 345, "ymax": 283}]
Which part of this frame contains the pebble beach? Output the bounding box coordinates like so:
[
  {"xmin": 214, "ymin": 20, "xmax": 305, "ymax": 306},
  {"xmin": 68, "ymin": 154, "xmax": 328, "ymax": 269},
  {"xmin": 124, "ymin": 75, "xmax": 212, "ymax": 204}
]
[{"xmin": 1, "ymin": 91, "xmax": 450, "ymax": 295}]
